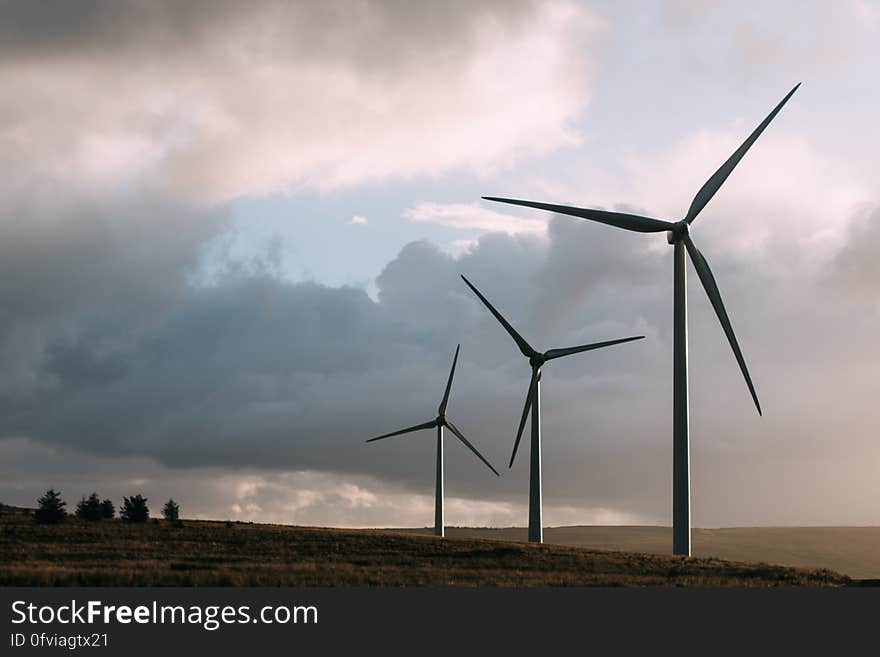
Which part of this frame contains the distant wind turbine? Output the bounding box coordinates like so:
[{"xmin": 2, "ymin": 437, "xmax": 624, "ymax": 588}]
[
  {"xmin": 366, "ymin": 344, "xmax": 498, "ymax": 537},
  {"xmin": 483, "ymin": 83, "xmax": 800, "ymax": 555},
  {"xmin": 460, "ymin": 275, "xmax": 644, "ymax": 543}
]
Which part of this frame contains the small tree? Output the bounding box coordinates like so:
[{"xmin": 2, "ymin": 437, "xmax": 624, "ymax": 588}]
[
  {"xmin": 100, "ymin": 499, "xmax": 115, "ymax": 519},
  {"xmin": 34, "ymin": 489, "xmax": 67, "ymax": 524},
  {"xmin": 119, "ymin": 495, "xmax": 149, "ymax": 522},
  {"xmin": 75, "ymin": 493, "xmax": 103, "ymax": 521},
  {"xmin": 162, "ymin": 498, "xmax": 180, "ymax": 522}
]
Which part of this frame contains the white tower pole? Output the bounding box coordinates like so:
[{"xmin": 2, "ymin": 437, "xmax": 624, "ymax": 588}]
[
  {"xmin": 435, "ymin": 423, "xmax": 444, "ymax": 537},
  {"xmin": 672, "ymin": 240, "xmax": 691, "ymax": 556},
  {"xmin": 528, "ymin": 370, "xmax": 543, "ymax": 543}
]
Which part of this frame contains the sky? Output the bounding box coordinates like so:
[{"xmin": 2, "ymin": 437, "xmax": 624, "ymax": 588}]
[{"xmin": 0, "ymin": 0, "xmax": 878, "ymax": 528}]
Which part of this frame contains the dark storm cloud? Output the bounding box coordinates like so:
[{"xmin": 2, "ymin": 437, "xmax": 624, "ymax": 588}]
[
  {"xmin": 0, "ymin": 0, "xmax": 534, "ymax": 64},
  {"xmin": 0, "ymin": 190, "xmax": 226, "ymax": 398},
  {"xmin": 1, "ymin": 200, "xmax": 879, "ymax": 522},
  {"xmin": 0, "ymin": 212, "xmax": 663, "ymax": 501},
  {"xmin": 0, "ymin": 192, "xmax": 799, "ymax": 520},
  {"xmin": 531, "ymin": 207, "xmax": 667, "ymax": 332}
]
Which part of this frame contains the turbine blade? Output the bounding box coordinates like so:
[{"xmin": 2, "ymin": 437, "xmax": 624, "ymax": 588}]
[
  {"xmin": 445, "ymin": 420, "xmax": 500, "ymax": 477},
  {"xmin": 482, "ymin": 197, "xmax": 674, "ymax": 233},
  {"xmin": 510, "ymin": 367, "xmax": 539, "ymax": 468},
  {"xmin": 438, "ymin": 344, "xmax": 460, "ymax": 415},
  {"xmin": 684, "ymin": 83, "xmax": 800, "ymax": 224},
  {"xmin": 460, "ymin": 275, "xmax": 537, "ymax": 358},
  {"xmin": 544, "ymin": 335, "xmax": 645, "ymax": 361},
  {"xmin": 683, "ymin": 235, "xmax": 762, "ymax": 415},
  {"xmin": 365, "ymin": 419, "xmax": 437, "ymax": 443}
]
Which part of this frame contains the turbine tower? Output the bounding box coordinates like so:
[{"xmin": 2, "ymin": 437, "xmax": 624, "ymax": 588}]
[
  {"xmin": 366, "ymin": 344, "xmax": 498, "ymax": 537},
  {"xmin": 461, "ymin": 275, "xmax": 644, "ymax": 543},
  {"xmin": 483, "ymin": 84, "xmax": 799, "ymax": 555}
]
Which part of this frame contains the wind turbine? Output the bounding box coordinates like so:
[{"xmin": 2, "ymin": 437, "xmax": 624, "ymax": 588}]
[
  {"xmin": 366, "ymin": 344, "xmax": 498, "ymax": 537},
  {"xmin": 482, "ymin": 84, "xmax": 799, "ymax": 555},
  {"xmin": 460, "ymin": 275, "xmax": 644, "ymax": 543}
]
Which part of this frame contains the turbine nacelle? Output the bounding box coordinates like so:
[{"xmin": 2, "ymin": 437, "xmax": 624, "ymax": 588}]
[{"xmin": 667, "ymin": 220, "xmax": 690, "ymax": 245}]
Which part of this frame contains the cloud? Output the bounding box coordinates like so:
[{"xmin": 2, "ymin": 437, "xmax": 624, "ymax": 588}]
[
  {"xmin": 403, "ymin": 202, "xmax": 547, "ymax": 236},
  {"xmin": 3, "ymin": 199, "xmax": 880, "ymax": 526},
  {"xmin": 0, "ymin": 437, "xmax": 647, "ymax": 527},
  {"xmin": 657, "ymin": 0, "xmax": 879, "ymax": 79},
  {"xmin": 446, "ymin": 239, "xmax": 480, "ymax": 256},
  {"xmin": 0, "ymin": 220, "xmax": 657, "ymax": 514},
  {"xmin": 0, "ymin": 1, "xmax": 878, "ymax": 529},
  {"xmin": 519, "ymin": 97, "xmax": 868, "ymax": 271},
  {"xmin": 630, "ymin": 131, "xmax": 866, "ymax": 265},
  {"xmin": 827, "ymin": 204, "xmax": 880, "ymax": 297},
  {"xmin": 0, "ymin": 0, "xmax": 599, "ymax": 202},
  {"xmin": 0, "ymin": 186, "xmax": 227, "ymax": 400},
  {"xmin": 349, "ymin": 215, "xmax": 368, "ymax": 225}
]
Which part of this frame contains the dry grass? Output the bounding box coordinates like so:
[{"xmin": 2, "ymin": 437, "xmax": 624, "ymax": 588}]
[
  {"xmin": 400, "ymin": 525, "xmax": 880, "ymax": 579},
  {"xmin": 0, "ymin": 512, "xmax": 851, "ymax": 587}
]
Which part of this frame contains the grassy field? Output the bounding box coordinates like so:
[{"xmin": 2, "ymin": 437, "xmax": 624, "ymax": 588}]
[
  {"xmin": 0, "ymin": 511, "xmax": 854, "ymax": 586},
  {"xmin": 395, "ymin": 525, "xmax": 880, "ymax": 579}
]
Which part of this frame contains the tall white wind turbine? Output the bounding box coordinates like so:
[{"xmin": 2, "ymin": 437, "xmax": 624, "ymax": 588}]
[
  {"xmin": 366, "ymin": 344, "xmax": 498, "ymax": 537},
  {"xmin": 483, "ymin": 84, "xmax": 799, "ymax": 555},
  {"xmin": 461, "ymin": 275, "xmax": 644, "ymax": 543}
]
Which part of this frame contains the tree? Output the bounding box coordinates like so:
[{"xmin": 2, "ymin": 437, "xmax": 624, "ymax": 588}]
[
  {"xmin": 34, "ymin": 489, "xmax": 67, "ymax": 524},
  {"xmin": 75, "ymin": 492, "xmax": 103, "ymax": 521},
  {"xmin": 162, "ymin": 498, "xmax": 180, "ymax": 522},
  {"xmin": 119, "ymin": 495, "xmax": 149, "ymax": 522},
  {"xmin": 100, "ymin": 499, "xmax": 115, "ymax": 519}
]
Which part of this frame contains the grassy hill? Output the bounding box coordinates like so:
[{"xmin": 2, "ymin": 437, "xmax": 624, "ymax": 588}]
[
  {"xmin": 394, "ymin": 525, "xmax": 880, "ymax": 579},
  {"xmin": 0, "ymin": 512, "xmax": 852, "ymax": 586}
]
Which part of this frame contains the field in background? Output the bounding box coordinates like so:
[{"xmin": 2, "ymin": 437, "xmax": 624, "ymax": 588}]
[
  {"xmin": 395, "ymin": 526, "xmax": 880, "ymax": 579},
  {"xmin": 0, "ymin": 511, "xmax": 858, "ymax": 586}
]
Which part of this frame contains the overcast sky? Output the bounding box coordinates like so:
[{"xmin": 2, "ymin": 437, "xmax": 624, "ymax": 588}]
[{"xmin": 1, "ymin": 0, "xmax": 878, "ymax": 528}]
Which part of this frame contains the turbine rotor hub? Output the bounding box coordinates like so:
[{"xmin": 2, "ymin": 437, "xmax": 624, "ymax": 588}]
[
  {"xmin": 529, "ymin": 354, "xmax": 545, "ymax": 368},
  {"xmin": 667, "ymin": 220, "xmax": 690, "ymax": 244}
]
